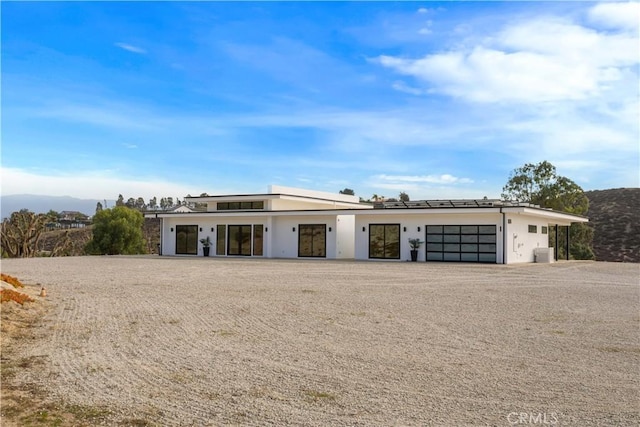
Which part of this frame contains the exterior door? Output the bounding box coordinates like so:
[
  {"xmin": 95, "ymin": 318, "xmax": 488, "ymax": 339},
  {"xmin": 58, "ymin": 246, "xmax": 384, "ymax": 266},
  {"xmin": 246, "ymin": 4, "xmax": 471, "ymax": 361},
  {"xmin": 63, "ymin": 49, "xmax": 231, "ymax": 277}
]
[
  {"xmin": 228, "ymin": 225, "xmax": 252, "ymax": 255},
  {"xmin": 176, "ymin": 225, "xmax": 198, "ymax": 255},
  {"xmin": 298, "ymin": 224, "xmax": 326, "ymax": 257}
]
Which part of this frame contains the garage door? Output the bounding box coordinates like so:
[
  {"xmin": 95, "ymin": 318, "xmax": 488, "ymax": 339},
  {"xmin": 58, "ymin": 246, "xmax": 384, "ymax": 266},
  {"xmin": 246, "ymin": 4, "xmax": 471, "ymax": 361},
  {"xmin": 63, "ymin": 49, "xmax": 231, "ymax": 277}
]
[{"xmin": 426, "ymin": 225, "xmax": 497, "ymax": 263}]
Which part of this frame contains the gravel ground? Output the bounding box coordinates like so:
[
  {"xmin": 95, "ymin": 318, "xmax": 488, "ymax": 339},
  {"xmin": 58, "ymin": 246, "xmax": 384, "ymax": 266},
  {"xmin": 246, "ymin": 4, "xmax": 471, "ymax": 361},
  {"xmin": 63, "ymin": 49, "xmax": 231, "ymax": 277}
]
[{"xmin": 1, "ymin": 256, "xmax": 638, "ymax": 426}]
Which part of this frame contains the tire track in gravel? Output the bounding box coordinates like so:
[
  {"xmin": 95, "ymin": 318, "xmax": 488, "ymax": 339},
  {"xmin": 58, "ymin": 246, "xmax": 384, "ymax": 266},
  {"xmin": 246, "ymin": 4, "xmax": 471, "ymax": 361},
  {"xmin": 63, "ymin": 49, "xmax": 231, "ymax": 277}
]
[{"xmin": 2, "ymin": 257, "xmax": 638, "ymax": 426}]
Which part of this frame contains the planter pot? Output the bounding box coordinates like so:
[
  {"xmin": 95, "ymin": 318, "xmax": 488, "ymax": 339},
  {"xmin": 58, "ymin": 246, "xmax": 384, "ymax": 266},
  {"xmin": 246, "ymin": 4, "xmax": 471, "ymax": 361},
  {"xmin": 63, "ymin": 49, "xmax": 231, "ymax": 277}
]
[
  {"xmin": 203, "ymin": 247, "xmax": 210, "ymax": 257},
  {"xmin": 410, "ymin": 249, "xmax": 418, "ymax": 262}
]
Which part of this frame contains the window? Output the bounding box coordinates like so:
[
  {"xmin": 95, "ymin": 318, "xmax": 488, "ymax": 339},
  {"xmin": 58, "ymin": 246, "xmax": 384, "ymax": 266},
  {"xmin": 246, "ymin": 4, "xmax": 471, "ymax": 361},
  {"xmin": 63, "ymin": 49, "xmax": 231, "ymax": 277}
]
[
  {"xmin": 369, "ymin": 224, "xmax": 400, "ymax": 259},
  {"xmin": 541, "ymin": 226, "xmax": 548, "ymax": 234},
  {"xmin": 218, "ymin": 201, "xmax": 264, "ymax": 210},
  {"xmin": 176, "ymin": 225, "xmax": 198, "ymax": 255},
  {"xmin": 228, "ymin": 225, "xmax": 252, "ymax": 255},
  {"xmin": 253, "ymin": 225, "xmax": 264, "ymax": 256},
  {"xmin": 298, "ymin": 224, "xmax": 326, "ymax": 257},
  {"xmin": 528, "ymin": 225, "xmax": 538, "ymax": 233},
  {"xmin": 216, "ymin": 225, "xmax": 226, "ymax": 255}
]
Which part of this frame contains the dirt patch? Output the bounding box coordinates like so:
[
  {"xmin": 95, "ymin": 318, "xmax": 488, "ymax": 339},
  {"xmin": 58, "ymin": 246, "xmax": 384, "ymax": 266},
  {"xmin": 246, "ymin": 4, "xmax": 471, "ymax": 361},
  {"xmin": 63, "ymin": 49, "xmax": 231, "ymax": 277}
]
[{"xmin": 1, "ymin": 257, "xmax": 638, "ymax": 426}]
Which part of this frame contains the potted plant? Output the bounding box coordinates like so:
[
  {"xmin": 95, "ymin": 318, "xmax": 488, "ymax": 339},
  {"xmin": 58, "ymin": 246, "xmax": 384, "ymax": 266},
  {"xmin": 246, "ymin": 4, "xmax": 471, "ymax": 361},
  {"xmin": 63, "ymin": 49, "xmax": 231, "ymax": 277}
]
[
  {"xmin": 408, "ymin": 238, "xmax": 423, "ymax": 262},
  {"xmin": 200, "ymin": 236, "xmax": 212, "ymax": 257}
]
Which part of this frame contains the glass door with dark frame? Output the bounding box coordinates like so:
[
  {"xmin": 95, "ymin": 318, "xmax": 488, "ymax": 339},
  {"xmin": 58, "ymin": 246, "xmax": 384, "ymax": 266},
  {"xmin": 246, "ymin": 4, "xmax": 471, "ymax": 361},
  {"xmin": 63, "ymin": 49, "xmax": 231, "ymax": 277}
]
[
  {"xmin": 368, "ymin": 224, "xmax": 400, "ymax": 259},
  {"xmin": 228, "ymin": 225, "xmax": 252, "ymax": 256},
  {"xmin": 298, "ymin": 224, "xmax": 326, "ymax": 257},
  {"xmin": 176, "ymin": 225, "xmax": 198, "ymax": 255}
]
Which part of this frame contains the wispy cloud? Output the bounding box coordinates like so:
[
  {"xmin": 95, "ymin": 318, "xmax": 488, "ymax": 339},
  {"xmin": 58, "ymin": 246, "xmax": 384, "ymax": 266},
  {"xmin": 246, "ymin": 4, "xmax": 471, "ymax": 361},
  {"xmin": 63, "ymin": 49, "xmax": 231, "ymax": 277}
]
[
  {"xmin": 115, "ymin": 42, "xmax": 146, "ymax": 54},
  {"xmin": 375, "ymin": 174, "xmax": 474, "ymax": 185},
  {"xmin": 376, "ymin": 3, "xmax": 639, "ymax": 104}
]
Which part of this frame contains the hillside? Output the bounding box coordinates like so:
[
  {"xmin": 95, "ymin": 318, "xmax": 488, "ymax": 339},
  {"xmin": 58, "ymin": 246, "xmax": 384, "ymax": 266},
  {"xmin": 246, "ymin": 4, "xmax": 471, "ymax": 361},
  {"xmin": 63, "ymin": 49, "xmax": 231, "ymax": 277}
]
[
  {"xmin": 1, "ymin": 194, "xmax": 112, "ymax": 219},
  {"xmin": 586, "ymin": 188, "xmax": 640, "ymax": 263}
]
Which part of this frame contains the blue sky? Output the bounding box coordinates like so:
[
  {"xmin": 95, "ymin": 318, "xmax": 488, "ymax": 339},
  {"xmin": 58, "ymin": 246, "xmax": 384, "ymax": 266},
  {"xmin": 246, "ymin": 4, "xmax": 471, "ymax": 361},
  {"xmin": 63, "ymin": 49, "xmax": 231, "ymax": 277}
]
[{"xmin": 2, "ymin": 1, "xmax": 638, "ymax": 201}]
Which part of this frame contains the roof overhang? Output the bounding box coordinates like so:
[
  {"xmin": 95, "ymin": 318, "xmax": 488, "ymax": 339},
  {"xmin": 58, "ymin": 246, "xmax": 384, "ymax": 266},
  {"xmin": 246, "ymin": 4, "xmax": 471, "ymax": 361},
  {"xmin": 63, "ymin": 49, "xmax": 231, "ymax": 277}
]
[{"xmin": 146, "ymin": 206, "xmax": 588, "ymax": 225}]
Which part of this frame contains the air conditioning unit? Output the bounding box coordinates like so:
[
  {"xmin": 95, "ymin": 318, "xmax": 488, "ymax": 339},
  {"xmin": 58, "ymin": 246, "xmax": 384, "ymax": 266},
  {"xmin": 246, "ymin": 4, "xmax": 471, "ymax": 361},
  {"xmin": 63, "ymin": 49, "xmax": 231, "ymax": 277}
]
[{"xmin": 534, "ymin": 248, "xmax": 554, "ymax": 263}]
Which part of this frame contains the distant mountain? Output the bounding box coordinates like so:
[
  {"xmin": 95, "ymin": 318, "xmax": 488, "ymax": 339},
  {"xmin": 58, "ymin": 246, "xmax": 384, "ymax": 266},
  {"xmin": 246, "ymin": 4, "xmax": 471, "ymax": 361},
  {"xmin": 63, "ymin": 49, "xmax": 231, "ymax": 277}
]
[
  {"xmin": 1, "ymin": 194, "xmax": 114, "ymax": 219},
  {"xmin": 586, "ymin": 188, "xmax": 640, "ymax": 263}
]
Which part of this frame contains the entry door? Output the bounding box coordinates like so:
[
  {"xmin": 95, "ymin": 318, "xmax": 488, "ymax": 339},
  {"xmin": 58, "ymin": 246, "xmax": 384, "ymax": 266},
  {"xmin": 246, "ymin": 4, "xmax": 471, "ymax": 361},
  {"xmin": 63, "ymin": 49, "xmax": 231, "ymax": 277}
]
[
  {"xmin": 298, "ymin": 224, "xmax": 326, "ymax": 257},
  {"xmin": 176, "ymin": 225, "xmax": 198, "ymax": 255},
  {"xmin": 426, "ymin": 225, "xmax": 496, "ymax": 263},
  {"xmin": 228, "ymin": 225, "xmax": 252, "ymax": 255}
]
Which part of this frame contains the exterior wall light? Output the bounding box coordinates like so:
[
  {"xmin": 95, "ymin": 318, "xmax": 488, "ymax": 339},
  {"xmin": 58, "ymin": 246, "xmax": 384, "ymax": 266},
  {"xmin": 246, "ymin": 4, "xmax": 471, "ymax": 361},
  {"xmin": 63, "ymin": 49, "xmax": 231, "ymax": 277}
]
[
  {"xmin": 170, "ymin": 228, "xmax": 174, "ymax": 232},
  {"xmin": 329, "ymin": 227, "xmax": 332, "ymax": 232},
  {"xmin": 362, "ymin": 227, "xmax": 366, "ymax": 232},
  {"xmin": 418, "ymin": 226, "xmax": 421, "ymax": 232},
  {"xmin": 292, "ymin": 227, "xmax": 296, "ymax": 232},
  {"xmin": 199, "ymin": 227, "xmax": 202, "ymax": 232},
  {"xmin": 403, "ymin": 226, "xmax": 407, "ymax": 232},
  {"xmin": 211, "ymin": 227, "xmax": 214, "ymax": 232}
]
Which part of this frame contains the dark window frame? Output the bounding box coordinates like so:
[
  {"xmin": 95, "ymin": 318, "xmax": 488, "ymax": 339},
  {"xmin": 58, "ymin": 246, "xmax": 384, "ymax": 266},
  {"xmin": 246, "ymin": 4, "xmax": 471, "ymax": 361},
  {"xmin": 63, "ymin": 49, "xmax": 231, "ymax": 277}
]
[
  {"xmin": 253, "ymin": 225, "xmax": 264, "ymax": 256},
  {"xmin": 298, "ymin": 224, "xmax": 327, "ymax": 258},
  {"xmin": 227, "ymin": 225, "xmax": 252, "ymax": 256},
  {"xmin": 369, "ymin": 223, "xmax": 401, "ymax": 259},
  {"xmin": 217, "ymin": 201, "xmax": 264, "ymax": 210},
  {"xmin": 528, "ymin": 225, "xmax": 538, "ymax": 233},
  {"xmin": 176, "ymin": 225, "xmax": 198, "ymax": 255}
]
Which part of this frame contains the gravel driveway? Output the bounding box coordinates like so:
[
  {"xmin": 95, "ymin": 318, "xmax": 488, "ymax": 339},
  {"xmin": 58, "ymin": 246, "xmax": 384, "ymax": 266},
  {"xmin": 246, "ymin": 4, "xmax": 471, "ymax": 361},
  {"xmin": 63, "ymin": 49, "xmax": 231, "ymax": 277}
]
[{"xmin": 1, "ymin": 257, "xmax": 638, "ymax": 426}]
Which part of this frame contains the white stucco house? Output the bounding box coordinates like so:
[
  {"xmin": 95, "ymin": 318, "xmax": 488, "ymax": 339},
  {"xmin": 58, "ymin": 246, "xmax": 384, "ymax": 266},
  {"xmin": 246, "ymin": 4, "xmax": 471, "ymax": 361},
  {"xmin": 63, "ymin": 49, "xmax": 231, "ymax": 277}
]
[{"xmin": 146, "ymin": 185, "xmax": 587, "ymax": 264}]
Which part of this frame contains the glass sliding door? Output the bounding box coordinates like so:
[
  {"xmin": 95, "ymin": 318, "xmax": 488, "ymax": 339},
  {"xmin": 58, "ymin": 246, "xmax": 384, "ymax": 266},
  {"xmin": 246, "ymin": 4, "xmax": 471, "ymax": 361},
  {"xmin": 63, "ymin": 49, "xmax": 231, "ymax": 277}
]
[
  {"xmin": 176, "ymin": 225, "xmax": 198, "ymax": 255},
  {"xmin": 216, "ymin": 225, "xmax": 226, "ymax": 255},
  {"xmin": 369, "ymin": 224, "xmax": 400, "ymax": 259},
  {"xmin": 228, "ymin": 225, "xmax": 252, "ymax": 256},
  {"xmin": 298, "ymin": 224, "xmax": 326, "ymax": 257},
  {"xmin": 253, "ymin": 225, "xmax": 264, "ymax": 256}
]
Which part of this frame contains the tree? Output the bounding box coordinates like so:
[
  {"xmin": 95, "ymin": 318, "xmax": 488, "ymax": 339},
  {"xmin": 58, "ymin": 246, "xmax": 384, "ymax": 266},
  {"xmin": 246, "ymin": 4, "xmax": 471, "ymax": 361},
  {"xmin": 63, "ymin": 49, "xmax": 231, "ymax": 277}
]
[
  {"xmin": 148, "ymin": 197, "xmax": 157, "ymax": 210},
  {"xmin": 501, "ymin": 161, "xmax": 588, "ymax": 214},
  {"xmin": 85, "ymin": 206, "xmax": 146, "ymax": 255},
  {"xmin": 95, "ymin": 202, "xmax": 103, "ymax": 214},
  {"xmin": 1, "ymin": 210, "xmax": 47, "ymax": 258},
  {"xmin": 116, "ymin": 194, "xmax": 125, "ymax": 207},
  {"xmin": 339, "ymin": 188, "xmax": 355, "ymax": 195},
  {"xmin": 399, "ymin": 192, "xmax": 410, "ymax": 202},
  {"xmin": 135, "ymin": 197, "xmax": 146, "ymax": 211},
  {"xmin": 502, "ymin": 161, "xmax": 594, "ymax": 260}
]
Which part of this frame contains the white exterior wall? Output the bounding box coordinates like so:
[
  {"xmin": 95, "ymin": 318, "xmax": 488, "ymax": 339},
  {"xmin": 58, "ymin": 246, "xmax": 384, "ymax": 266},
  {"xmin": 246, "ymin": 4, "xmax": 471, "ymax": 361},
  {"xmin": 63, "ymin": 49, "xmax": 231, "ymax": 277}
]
[
  {"xmin": 354, "ymin": 212, "xmax": 504, "ymax": 262},
  {"xmin": 503, "ymin": 214, "xmax": 551, "ymax": 263},
  {"xmin": 270, "ymin": 199, "xmax": 342, "ymax": 211}
]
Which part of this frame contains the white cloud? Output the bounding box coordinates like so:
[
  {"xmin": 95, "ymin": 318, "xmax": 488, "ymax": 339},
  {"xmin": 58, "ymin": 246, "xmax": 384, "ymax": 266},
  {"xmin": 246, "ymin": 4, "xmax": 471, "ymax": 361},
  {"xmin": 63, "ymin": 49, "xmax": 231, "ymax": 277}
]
[
  {"xmin": 115, "ymin": 42, "xmax": 146, "ymax": 54},
  {"xmin": 375, "ymin": 174, "xmax": 474, "ymax": 185},
  {"xmin": 1, "ymin": 167, "xmax": 199, "ymax": 200},
  {"xmin": 588, "ymin": 2, "xmax": 640, "ymax": 30},
  {"xmin": 376, "ymin": 10, "xmax": 639, "ymax": 104},
  {"xmin": 391, "ymin": 80, "xmax": 425, "ymax": 96}
]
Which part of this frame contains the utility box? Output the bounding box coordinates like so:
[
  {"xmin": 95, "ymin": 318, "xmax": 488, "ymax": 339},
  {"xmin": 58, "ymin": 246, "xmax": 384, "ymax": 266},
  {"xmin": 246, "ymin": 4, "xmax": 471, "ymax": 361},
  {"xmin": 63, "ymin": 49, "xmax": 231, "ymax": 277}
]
[{"xmin": 534, "ymin": 248, "xmax": 554, "ymax": 263}]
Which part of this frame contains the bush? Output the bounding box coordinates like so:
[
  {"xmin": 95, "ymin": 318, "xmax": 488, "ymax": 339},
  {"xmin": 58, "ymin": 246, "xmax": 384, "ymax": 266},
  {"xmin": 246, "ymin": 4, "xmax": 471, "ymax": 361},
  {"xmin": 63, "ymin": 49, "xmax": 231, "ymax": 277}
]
[{"xmin": 85, "ymin": 206, "xmax": 146, "ymax": 255}]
